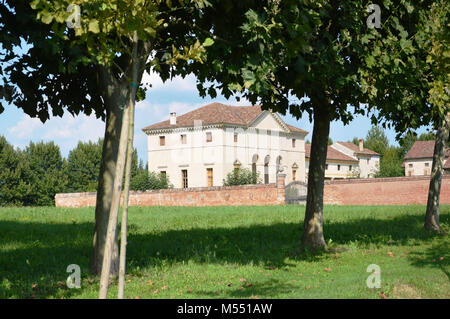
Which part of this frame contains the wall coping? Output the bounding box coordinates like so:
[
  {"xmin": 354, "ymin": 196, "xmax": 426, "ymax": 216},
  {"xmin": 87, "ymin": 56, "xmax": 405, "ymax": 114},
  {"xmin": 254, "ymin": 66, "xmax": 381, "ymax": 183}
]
[
  {"xmin": 324, "ymin": 175, "xmax": 449, "ymax": 185},
  {"xmin": 55, "ymin": 183, "xmax": 278, "ymax": 199}
]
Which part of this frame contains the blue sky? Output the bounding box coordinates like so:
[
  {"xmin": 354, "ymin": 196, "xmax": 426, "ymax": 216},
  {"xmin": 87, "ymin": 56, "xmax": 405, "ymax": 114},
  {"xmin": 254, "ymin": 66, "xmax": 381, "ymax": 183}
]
[{"xmin": 0, "ymin": 70, "xmax": 431, "ymax": 164}]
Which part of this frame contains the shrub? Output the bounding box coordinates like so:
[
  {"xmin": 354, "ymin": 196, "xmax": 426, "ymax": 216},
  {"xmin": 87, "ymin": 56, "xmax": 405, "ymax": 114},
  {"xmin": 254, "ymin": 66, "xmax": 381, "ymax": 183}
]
[
  {"xmin": 223, "ymin": 167, "xmax": 261, "ymax": 186},
  {"xmin": 130, "ymin": 170, "xmax": 172, "ymax": 191}
]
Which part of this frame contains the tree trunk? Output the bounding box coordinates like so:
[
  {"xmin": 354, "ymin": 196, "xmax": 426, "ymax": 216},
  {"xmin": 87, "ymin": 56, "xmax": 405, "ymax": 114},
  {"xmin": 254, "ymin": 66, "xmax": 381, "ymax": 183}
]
[
  {"xmin": 425, "ymin": 114, "xmax": 450, "ymax": 232},
  {"xmin": 91, "ymin": 87, "xmax": 127, "ymax": 277},
  {"xmin": 301, "ymin": 105, "xmax": 330, "ymax": 250},
  {"xmin": 118, "ymin": 93, "xmax": 136, "ymax": 299},
  {"xmin": 99, "ymin": 31, "xmax": 139, "ymax": 299}
]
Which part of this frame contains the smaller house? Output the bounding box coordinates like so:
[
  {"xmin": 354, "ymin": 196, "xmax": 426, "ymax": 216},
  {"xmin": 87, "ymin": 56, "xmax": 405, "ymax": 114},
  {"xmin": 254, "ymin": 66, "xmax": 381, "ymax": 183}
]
[
  {"xmin": 305, "ymin": 144, "xmax": 359, "ymax": 180},
  {"xmin": 403, "ymin": 140, "xmax": 450, "ymax": 176},
  {"xmin": 331, "ymin": 140, "xmax": 380, "ymax": 178},
  {"xmin": 444, "ymin": 156, "xmax": 450, "ymax": 175}
]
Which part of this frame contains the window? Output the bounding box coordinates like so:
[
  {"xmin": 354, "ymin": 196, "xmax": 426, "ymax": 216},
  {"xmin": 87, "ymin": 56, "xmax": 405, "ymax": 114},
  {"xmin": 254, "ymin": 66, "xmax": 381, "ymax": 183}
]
[
  {"xmin": 181, "ymin": 170, "xmax": 188, "ymax": 188},
  {"xmin": 409, "ymin": 163, "xmax": 413, "ymax": 168},
  {"xmin": 207, "ymin": 168, "xmax": 213, "ymax": 187},
  {"xmin": 292, "ymin": 139, "xmax": 296, "ymax": 148},
  {"xmin": 292, "ymin": 169, "xmax": 297, "ymax": 181},
  {"xmin": 425, "ymin": 163, "xmax": 429, "ymax": 167},
  {"xmin": 337, "ymin": 165, "xmax": 341, "ymax": 171},
  {"xmin": 234, "ymin": 133, "xmax": 238, "ymax": 143},
  {"xmin": 367, "ymin": 159, "xmax": 369, "ymax": 164},
  {"xmin": 349, "ymin": 165, "xmax": 352, "ymax": 171},
  {"xmin": 180, "ymin": 134, "xmax": 187, "ymax": 144},
  {"xmin": 160, "ymin": 171, "xmax": 166, "ymax": 178},
  {"xmin": 325, "ymin": 164, "xmax": 328, "ymax": 170},
  {"xmin": 159, "ymin": 136, "xmax": 165, "ymax": 146},
  {"xmin": 206, "ymin": 132, "xmax": 212, "ymax": 142}
]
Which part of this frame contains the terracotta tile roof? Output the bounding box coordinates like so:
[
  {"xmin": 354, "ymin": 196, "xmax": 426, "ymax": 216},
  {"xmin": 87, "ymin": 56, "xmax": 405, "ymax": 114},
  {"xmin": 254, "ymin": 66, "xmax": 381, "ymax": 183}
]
[
  {"xmin": 285, "ymin": 123, "xmax": 308, "ymax": 134},
  {"xmin": 336, "ymin": 142, "xmax": 380, "ymax": 156},
  {"xmin": 142, "ymin": 102, "xmax": 308, "ymax": 134},
  {"xmin": 404, "ymin": 140, "xmax": 436, "ymax": 160},
  {"xmin": 305, "ymin": 144, "xmax": 358, "ymax": 163}
]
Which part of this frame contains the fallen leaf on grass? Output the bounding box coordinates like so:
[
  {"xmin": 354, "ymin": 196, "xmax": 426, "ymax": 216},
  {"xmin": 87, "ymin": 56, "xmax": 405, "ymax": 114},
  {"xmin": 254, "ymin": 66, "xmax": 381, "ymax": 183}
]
[
  {"xmin": 251, "ymin": 295, "xmax": 259, "ymax": 299},
  {"xmin": 245, "ymin": 283, "xmax": 253, "ymax": 287},
  {"xmin": 379, "ymin": 292, "xmax": 388, "ymax": 299},
  {"xmin": 227, "ymin": 283, "xmax": 233, "ymax": 287},
  {"xmin": 161, "ymin": 286, "xmax": 167, "ymax": 290},
  {"xmin": 387, "ymin": 252, "xmax": 394, "ymax": 258},
  {"xmin": 239, "ymin": 278, "xmax": 246, "ymax": 282},
  {"xmin": 324, "ymin": 267, "xmax": 332, "ymax": 272},
  {"xmin": 153, "ymin": 289, "xmax": 159, "ymax": 294},
  {"xmin": 238, "ymin": 287, "xmax": 244, "ymax": 291}
]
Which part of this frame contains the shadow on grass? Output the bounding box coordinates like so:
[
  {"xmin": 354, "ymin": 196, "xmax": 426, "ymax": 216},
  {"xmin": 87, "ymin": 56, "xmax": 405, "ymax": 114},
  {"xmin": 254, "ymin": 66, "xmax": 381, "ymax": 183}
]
[{"xmin": 0, "ymin": 211, "xmax": 448, "ymax": 298}]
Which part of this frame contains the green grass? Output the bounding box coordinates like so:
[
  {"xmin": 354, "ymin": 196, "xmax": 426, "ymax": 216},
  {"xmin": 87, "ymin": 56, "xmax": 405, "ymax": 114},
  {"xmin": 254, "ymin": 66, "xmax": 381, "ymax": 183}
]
[{"xmin": 0, "ymin": 205, "xmax": 449, "ymax": 299}]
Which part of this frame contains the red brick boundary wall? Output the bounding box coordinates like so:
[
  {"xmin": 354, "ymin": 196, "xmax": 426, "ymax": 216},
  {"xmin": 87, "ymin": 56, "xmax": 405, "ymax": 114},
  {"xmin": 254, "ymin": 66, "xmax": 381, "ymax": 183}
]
[
  {"xmin": 324, "ymin": 175, "xmax": 450, "ymax": 205},
  {"xmin": 55, "ymin": 175, "xmax": 450, "ymax": 207},
  {"xmin": 55, "ymin": 174, "xmax": 287, "ymax": 208}
]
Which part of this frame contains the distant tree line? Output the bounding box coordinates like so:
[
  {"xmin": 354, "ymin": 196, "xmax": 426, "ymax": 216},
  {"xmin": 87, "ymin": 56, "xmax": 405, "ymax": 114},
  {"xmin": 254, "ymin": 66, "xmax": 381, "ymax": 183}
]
[{"xmin": 0, "ymin": 136, "xmax": 170, "ymax": 206}]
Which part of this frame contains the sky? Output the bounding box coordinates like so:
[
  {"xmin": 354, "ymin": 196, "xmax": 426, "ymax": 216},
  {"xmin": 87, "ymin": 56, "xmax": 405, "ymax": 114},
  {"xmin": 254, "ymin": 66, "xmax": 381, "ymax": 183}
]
[{"xmin": 0, "ymin": 70, "xmax": 431, "ymax": 164}]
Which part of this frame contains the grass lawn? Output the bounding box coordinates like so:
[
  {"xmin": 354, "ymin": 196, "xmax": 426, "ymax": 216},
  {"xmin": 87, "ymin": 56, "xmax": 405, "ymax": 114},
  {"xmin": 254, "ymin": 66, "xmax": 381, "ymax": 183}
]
[{"xmin": 0, "ymin": 204, "xmax": 448, "ymax": 299}]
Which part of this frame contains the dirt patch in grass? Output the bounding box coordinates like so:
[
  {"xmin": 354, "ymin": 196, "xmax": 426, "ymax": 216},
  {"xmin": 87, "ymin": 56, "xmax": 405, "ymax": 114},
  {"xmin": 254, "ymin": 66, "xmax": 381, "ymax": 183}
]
[{"xmin": 392, "ymin": 283, "xmax": 422, "ymax": 299}]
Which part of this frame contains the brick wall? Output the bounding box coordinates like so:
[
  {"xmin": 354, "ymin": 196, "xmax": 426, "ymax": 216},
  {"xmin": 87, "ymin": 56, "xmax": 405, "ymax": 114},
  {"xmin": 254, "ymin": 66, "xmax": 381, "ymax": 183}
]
[
  {"xmin": 55, "ymin": 175, "xmax": 286, "ymax": 208},
  {"xmin": 323, "ymin": 175, "xmax": 450, "ymax": 205},
  {"xmin": 55, "ymin": 175, "xmax": 450, "ymax": 208}
]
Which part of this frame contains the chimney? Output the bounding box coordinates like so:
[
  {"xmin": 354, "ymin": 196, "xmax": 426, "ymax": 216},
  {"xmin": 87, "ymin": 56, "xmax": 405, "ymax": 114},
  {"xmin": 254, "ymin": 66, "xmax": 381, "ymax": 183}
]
[
  {"xmin": 170, "ymin": 112, "xmax": 177, "ymax": 125},
  {"xmin": 359, "ymin": 139, "xmax": 364, "ymax": 152}
]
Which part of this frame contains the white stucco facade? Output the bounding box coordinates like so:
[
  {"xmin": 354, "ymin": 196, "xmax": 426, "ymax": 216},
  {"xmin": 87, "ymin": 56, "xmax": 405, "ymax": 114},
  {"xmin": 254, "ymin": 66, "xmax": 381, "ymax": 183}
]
[
  {"xmin": 404, "ymin": 159, "xmax": 432, "ymax": 177},
  {"xmin": 144, "ymin": 110, "xmax": 307, "ymax": 188},
  {"xmin": 331, "ymin": 141, "xmax": 380, "ymax": 178}
]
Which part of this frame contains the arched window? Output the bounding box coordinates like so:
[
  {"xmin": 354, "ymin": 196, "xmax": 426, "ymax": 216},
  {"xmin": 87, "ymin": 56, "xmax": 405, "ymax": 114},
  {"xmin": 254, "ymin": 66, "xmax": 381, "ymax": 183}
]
[{"xmin": 264, "ymin": 155, "xmax": 270, "ymax": 184}]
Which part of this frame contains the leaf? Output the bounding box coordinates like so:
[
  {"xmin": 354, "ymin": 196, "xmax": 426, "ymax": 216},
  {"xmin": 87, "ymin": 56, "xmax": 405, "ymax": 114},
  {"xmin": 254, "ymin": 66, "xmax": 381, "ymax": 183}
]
[
  {"xmin": 41, "ymin": 11, "xmax": 53, "ymax": 24},
  {"xmin": 203, "ymin": 37, "xmax": 214, "ymax": 47},
  {"xmin": 88, "ymin": 20, "xmax": 100, "ymax": 34}
]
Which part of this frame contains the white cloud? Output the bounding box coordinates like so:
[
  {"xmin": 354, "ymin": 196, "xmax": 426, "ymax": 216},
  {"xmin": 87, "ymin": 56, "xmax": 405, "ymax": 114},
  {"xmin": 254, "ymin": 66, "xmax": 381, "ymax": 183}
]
[
  {"xmin": 142, "ymin": 70, "xmax": 197, "ymax": 92},
  {"xmin": 6, "ymin": 113, "xmax": 104, "ymax": 156},
  {"xmin": 7, "ymin": 116, "xmax": 42, "ymax": 139}
]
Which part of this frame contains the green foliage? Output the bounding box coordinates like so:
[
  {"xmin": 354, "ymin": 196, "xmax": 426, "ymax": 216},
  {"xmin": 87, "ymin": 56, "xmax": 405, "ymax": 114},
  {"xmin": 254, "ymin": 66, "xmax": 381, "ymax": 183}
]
[
  {"xmin": 364, "ymin": 126, "xmax": 389, "ymax": 157},
  {"xmin": 66, "ymin": 140, "xmax": 103, "ymax": 192},
  {"xmin": 328, "ymin": 137, "xmax": 333, "ymax": 146},
  {"xmin": 130, "ymin": 170, "xmax": 172, "ymax": 191},
  {"xmin": 223, "ymin": 167, "xmax": 261, "ymax": 186},
  {"xmin": 0, "ymin": 135, "xmax": 150, "ymax": 205},
  {"xmin": 375, "ymin": 146, "xmax": 405, "ymax": 178},
  {"xmin": 0, "ymin": 136, "xmax": 32, "ymax": 206},
  {"xmin": 359, "ymin": 0, "xmax": 449, "ymax": 134},
  {"xmin": 22, "ymin": 141, "xmax": 68, "ymax": 206}
]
